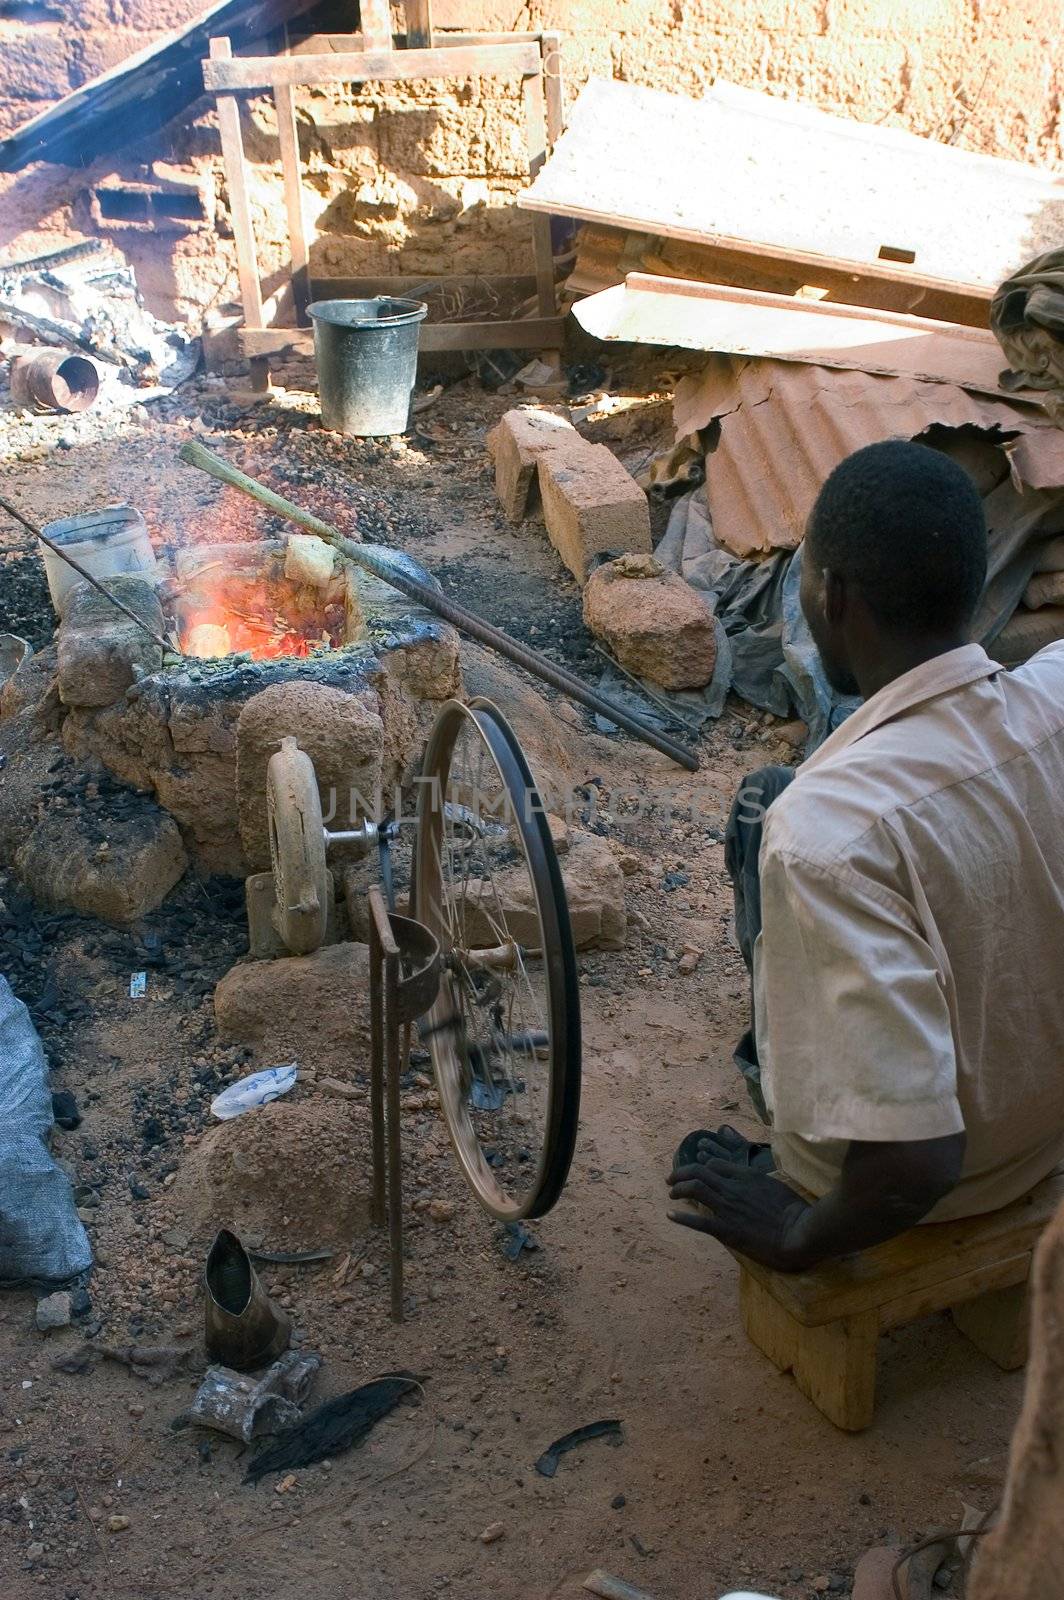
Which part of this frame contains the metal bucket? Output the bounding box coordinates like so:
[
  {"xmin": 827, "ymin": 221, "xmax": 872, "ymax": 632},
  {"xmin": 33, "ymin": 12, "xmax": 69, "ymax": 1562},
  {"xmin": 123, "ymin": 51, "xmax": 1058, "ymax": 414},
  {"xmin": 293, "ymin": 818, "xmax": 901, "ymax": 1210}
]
[
  {"xmin": 307, "ymin": 297, "xmax": 428, "ymax": 437},
  {"xmin": 39, "ymin": 505, "xmax": 156, "ymax": 614}
]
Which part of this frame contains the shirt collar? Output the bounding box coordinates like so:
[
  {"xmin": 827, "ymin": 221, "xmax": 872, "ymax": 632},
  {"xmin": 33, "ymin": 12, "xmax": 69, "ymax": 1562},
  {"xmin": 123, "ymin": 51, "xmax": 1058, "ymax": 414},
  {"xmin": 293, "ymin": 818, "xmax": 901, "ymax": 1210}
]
[{"xmin": 801, "ymin": 644, "xmax": 1002, "ymax": 774}]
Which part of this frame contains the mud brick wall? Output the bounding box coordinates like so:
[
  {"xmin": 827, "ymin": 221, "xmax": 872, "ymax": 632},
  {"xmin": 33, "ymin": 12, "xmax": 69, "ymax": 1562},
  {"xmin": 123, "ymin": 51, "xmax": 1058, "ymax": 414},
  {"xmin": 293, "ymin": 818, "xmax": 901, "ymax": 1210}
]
[{"xmin": 1, "ymin": 0, "xmax": 1062, "ymax": 325}]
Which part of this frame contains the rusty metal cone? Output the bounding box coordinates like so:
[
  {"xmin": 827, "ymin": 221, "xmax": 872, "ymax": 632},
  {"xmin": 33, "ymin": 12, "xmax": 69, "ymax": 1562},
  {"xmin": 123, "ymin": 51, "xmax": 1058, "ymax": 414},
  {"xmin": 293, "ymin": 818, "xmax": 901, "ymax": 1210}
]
[{"xmin": 204, "ymin": 1227, "xmax": 291, "ymax": 1372}]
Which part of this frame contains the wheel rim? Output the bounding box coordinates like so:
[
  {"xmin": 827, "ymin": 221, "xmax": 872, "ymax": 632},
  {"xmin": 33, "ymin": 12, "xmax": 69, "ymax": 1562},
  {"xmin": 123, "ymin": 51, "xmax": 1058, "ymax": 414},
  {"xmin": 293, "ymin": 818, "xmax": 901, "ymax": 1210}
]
[{"xmin": 414, "ymin": 699, "xmax": 580, "ymax": 1221}]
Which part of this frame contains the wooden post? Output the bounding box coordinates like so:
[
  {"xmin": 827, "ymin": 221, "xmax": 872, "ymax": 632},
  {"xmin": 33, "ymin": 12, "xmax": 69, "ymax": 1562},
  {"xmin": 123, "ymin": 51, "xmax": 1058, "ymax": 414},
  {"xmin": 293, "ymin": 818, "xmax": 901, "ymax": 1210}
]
[
  {"xmin": 275, "ymin": 81, "xmax": 310, "ymax": 323},
  {"xmin": 541, "ymin": 30, "xmax": 565, "ymax": 146},
  {"xmin": 522, "ymin": 67, "xmax": 558, "ymax": 331},
  {"xmin": 359, "ymin": 0, "xmax": 393, "ymax": 51},
  {"xmin": 404, "ymin": 0, "xmax": 433, "ymax": 48},
  {"xmin": 210, "ymin": 37, "xmax": 269, "ymax": 391}
]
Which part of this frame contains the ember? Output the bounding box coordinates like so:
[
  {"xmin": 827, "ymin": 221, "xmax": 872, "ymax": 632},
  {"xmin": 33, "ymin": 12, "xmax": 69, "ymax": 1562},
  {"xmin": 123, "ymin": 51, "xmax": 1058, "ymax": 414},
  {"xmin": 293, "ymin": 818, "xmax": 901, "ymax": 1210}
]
[{"xmin": 173, "ymin": 540, "xmax": 361, "ymax": 661}]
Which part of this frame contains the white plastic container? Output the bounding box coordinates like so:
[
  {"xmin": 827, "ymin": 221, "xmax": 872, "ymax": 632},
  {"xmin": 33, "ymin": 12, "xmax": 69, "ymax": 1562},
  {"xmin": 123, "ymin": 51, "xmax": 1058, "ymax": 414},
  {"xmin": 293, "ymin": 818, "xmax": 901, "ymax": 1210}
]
[{"xmin": 39, "ymin": 506, "xmax": 157, "ymax": 615}]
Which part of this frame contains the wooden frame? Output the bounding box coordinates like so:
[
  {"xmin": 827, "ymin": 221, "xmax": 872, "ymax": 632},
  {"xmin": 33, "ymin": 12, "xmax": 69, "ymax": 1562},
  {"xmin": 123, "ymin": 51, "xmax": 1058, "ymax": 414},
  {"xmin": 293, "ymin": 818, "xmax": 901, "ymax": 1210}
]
[{"xmin": 205, "ymin": 12, "xmax": 566, "ymax": 389}]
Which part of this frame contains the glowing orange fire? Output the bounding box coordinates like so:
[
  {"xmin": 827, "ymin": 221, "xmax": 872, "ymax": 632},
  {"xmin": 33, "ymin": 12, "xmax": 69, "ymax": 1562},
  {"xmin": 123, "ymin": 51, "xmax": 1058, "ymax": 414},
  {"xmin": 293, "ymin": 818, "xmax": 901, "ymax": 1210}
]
[
  {"xmin": 176, "ymin": 552, "xmax": 351, "ymax": 661},
  {"xmin": 181, "ymin": 599, "xmax": 347, "ymax": 660}
]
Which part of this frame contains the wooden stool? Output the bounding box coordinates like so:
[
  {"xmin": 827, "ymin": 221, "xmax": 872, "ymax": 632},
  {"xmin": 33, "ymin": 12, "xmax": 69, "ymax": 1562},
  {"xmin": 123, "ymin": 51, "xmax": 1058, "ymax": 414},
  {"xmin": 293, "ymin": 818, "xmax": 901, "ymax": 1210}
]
[{"xmin": 731, "ymin": 1172, "xmax": 1064, "ymax": 1430}]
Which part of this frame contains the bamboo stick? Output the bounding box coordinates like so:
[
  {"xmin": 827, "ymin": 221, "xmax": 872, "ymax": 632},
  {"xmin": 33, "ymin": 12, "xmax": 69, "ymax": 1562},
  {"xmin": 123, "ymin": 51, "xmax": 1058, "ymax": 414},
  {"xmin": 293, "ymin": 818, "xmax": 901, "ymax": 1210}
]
[{"xmin": 177, "ymin": 441, "xmax": 699, "ymax": 772}]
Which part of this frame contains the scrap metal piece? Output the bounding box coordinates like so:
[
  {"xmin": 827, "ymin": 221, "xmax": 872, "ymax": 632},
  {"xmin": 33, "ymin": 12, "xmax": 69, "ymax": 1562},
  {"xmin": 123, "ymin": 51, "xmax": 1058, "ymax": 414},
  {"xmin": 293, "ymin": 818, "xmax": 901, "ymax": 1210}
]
[
  {"xmin": 176, "ymin": 1350, "xmax": 322, "ymax": 1444},
  {"xmin": 534, "ymin": 1418, "xmax": 624, "ymax": 1478}
]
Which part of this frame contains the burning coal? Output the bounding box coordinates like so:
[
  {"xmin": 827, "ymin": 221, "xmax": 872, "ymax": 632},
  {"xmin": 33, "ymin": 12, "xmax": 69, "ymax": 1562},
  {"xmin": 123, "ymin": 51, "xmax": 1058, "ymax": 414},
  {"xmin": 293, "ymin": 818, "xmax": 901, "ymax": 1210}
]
[{"xmin": 171, "ymin": 538, "xmax": 361, "ymax": 661}]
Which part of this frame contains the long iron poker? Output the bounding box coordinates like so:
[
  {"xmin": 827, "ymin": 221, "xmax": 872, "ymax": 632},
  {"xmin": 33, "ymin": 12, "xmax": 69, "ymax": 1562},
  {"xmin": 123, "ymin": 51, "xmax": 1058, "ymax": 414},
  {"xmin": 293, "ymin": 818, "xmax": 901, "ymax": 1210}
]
[
  {"xmin": 0, "ymin": 492, "xmax": 179, "ymax": 656},
  {"xmin": 178, "ymin": 440, "xmax": 699, "ymax": 773}
]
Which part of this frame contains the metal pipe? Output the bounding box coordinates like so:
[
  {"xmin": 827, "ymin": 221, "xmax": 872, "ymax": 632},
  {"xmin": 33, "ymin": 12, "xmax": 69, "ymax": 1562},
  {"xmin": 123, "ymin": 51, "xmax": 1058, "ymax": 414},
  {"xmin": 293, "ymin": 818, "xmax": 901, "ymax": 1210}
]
[
  {"xmin": 178, "ymin": 440, "xmax": 699, "ymax": 772},
  {"xmin": 10, "ymin": 349, "xmax": 99, "ymax": 414}
]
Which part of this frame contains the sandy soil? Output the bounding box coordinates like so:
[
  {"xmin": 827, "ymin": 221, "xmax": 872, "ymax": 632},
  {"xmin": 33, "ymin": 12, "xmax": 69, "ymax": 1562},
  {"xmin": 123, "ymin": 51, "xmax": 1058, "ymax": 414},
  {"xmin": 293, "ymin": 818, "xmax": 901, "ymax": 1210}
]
[{"xmin": 0, "ymin": 377, "xmax": 1020, "ymax": 1600}]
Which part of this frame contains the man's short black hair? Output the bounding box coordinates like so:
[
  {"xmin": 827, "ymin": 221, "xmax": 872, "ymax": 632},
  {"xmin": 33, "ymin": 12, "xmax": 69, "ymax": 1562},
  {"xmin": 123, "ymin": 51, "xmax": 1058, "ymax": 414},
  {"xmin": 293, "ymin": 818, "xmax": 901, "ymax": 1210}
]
[{"xmin": 807, "ymin": 439, "xmax": 988, "ymax": 635}]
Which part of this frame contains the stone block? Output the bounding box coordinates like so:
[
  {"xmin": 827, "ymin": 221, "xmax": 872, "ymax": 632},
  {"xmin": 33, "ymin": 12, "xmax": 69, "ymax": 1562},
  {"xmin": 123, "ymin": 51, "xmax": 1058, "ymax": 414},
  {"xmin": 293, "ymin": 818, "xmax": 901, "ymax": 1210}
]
[
  {"xmin": 0, "ymin": 22, "xmax": 71, "ymax": 101},
  {"xmin": 456, "ymin": 830, "xmax": 626, "ymax": 952},
  {"xmin": 236, "ymin": 681, "xmax": 385, "ymax": 870},
  {"xmin": 56, "ymin": 577, "xmax": 164, "ymax": 709},
  {"xmin": 214, "ymin": 940, "xmax": 372, "ymax": 1064},
  {"xmin": 538, "ymin": 445, "xmax": 652, "ymax": 583},
  {"xmin": 15, "ymin": 803, "xmax": 188, "ymax": 923},
  {"xmin": 486, "ymin": 406, "xmax": 575, "ymax": 522},
  {"xmin": 583, "ymin": 553, "xmax": 717, "ymax": 690}
]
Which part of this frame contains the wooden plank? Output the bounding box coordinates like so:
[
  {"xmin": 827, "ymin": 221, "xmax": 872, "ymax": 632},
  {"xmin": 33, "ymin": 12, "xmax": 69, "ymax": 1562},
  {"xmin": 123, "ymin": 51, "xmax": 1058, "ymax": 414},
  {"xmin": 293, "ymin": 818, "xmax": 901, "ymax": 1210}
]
[
  {"xmin": 403, "ymin": 0, "xmax": 433, "ymax": 49},
  {"xmin": 359, "ymin": 0, "xmax": 392, "ymax": 51},
  {"xmin": 523, "ymin": 70, "xmax": 556, "ymax": 319},
  {"xmin": 737, "ymin": 1173, "xmax": 1064, "ymax": 1328},
  {"xmin": 291, "ymin": 31, "xmax": 542, "ymax": 53},
  {"xmin": 210, "ymin": 38, "xmax": 264, "ymax": 329},
  {"xmin": 541, "ymin": 29, "xmax": 565, "ymax": 146},
  {"xmin": 310, "ymin": 272, "xmax": 538, "ymax": 299},
  {"xmin": 878, "ymin": 1252, "xmax": 1032, "ymax": 1330},
  {"xmin": 793, "ymin": 1311, "xmax": 879, "ymax": 1432},
  {"xmin": 275, "ymin": 81, "xmax": 309, "ymax": 324},
  {"xmin": 240, "ymin": 316, "xmax": 566, "ymax": 357},
  {"xmin": 520, "ymin": 76, "xmax": 1064, "ymax": 294},
  {"xmin": 204, "ymin": 41, "xmax": 542, "ymax": 91}
]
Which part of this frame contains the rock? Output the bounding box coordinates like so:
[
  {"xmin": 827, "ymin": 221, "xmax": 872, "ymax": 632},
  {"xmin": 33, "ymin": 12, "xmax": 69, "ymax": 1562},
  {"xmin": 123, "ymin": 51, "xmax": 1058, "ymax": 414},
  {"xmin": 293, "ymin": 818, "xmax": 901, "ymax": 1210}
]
[
  {"xmin": 611, "ymin": 1493, "xmax": 626, "ymax": 1510},
  {"xmin": 106, "ymin": 1515, "xmax": 130, "ymax": 1533},
  {"xmin": 25, "ymin": 1542, "xmax": 44, "ymax": 1563},
  {"xmin": 776, "ymin": 718, "xmax": 808, "ymax": 749},
  {"xmin": 56, "ymin": 577, "xmax": 164, "ymax": 708},
  {"xmin": 479, "ymin": 1521, "xmax": 506, "ymax": 1545},
  {"xmin": 486, "ymin": 406, "xmax": 573, "ymax": 522},
  {"xmin": 318, "ymin": 1075, "xmax": 361, "ymax": 1101},
  {"xmin": 14, "ymin": 803, "xmax": 187, "ymax": 923},
  {"xmin": 583, "ymin": 553, "xmax": 717, "ymax": 690},
  {"xmin": 539, "ymin": 445, "xmax": 652, "ymax": 583},
  {"xmin": 852, "ymin": 1549, "xmax": 898, "ymax": 1600},
  {"xmin": 428, "ymin": 1199, "xmax": 455, "ymax": 1223},
  {"xmin": 69, "ymin": 1287, "xmax": 92, "ymax": 1318},
  {"xmin": 677, "ymin": 949, "xmax": 702, "ymax": 975},
  {"xmin": 214, "ymin": 941, "xmax": 372, "ymax": 1063},
  {"xmin": 812, "ymin": 1578, "xmax": 831, "ymax": 1594},
  {"xmin": 236, "ymin": 681, "xmax": 385, "ymax": 869},
  {"xmin": 35, "ymin": 1292, "xmax": 72, "ymax": 1331},
  {"xmin": 456, "ymin": 831, "xmax": 625, "ymax": 952}
]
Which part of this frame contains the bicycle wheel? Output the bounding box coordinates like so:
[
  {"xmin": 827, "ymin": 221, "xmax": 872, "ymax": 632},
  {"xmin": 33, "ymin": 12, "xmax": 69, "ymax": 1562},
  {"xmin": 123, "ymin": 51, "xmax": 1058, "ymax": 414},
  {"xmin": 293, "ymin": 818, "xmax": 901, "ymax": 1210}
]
[
  {"xmin": 266, "ymin": 736, "xmax": 328, "ymax": 955},
  {"xmin": 413, "ymin": 698, "xmax": 580, "ymax": 1221}
]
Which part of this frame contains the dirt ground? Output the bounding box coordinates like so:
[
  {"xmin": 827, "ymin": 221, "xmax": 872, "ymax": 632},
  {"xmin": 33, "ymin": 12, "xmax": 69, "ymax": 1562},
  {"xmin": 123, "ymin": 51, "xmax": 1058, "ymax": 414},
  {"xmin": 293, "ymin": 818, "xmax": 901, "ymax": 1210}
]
[{"xmin": 0, "ymin": 375, "xmax": 1022, "ymax": 1600}]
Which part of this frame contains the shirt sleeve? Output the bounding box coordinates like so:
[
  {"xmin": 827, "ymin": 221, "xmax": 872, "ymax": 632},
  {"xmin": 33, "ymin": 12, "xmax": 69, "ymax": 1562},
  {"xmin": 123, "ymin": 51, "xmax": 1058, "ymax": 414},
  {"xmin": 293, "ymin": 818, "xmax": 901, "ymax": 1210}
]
[{"xmin": 754, "ymin": 847, "xmax": 964, "ymax": 1143}]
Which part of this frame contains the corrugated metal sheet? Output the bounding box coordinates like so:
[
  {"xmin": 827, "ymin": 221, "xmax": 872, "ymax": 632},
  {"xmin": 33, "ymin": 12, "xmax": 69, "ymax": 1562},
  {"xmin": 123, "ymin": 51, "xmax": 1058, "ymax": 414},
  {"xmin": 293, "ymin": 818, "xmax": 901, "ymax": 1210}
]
[
  {"xmin": 576, "ymin": 274, "xmax": 1010, "ymax": 395},
  {"xmin": 675, "ymin": 355, "xmax": 1064, "ymax": 559}
]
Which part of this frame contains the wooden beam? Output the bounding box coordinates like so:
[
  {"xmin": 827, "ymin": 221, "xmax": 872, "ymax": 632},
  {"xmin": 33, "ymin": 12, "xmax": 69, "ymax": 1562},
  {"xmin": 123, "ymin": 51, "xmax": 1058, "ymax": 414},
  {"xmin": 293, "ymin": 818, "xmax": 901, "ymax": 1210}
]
[
  {"xmin": 275, "ymin": 81, "xmax": 309, "ymax": 323},
  {"xmin": 309, "ymin": 272, "xmax": 538, "ymax": 299},
  {"xmin": 522, "ymin": 70, "xmax": 556, "ymax": 319},
  {"xmin": 291, "ymin": 31, "xmax": 543, "ymax": 53},
  {"xmin": 541, "ymin": 30, "xmax": 565, "ymax": 146},
  {"xmin": 240, "ymin": 317, "xmax": 566, "ymax": 357},
  {"xmin": 204, "ymin": 41, "xmax": 541, "ymax": 90},
  {"xmin": 210, "ymin": 38, "xmax": 264, "ymax": 331},
  {"xmin": 358, "ymin": 0, "xmax": 392, "ymax": 51},
  {"xmin": 403, "ymin": 0, "xmax": 433, "ymax": 48}
]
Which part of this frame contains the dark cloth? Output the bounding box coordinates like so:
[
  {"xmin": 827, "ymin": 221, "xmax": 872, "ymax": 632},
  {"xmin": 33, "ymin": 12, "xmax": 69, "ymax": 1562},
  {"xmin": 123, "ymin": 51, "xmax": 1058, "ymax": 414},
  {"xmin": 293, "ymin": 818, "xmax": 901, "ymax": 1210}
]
[
  {"xmin": 990, "ymin": 247, "xmax": 1064, "ymax": 397},
  {"xmin": 723, "ymin": 764, "xmax": 795, "ymax": 1123}
]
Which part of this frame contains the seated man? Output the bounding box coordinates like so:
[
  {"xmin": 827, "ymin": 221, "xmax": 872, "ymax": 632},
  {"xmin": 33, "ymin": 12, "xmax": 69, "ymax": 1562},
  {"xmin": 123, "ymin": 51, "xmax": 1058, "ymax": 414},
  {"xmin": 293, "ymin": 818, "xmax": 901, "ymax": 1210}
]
[{"xmin": 669, "ymin": 438, "xmax": 1064, "ymax": 1271}]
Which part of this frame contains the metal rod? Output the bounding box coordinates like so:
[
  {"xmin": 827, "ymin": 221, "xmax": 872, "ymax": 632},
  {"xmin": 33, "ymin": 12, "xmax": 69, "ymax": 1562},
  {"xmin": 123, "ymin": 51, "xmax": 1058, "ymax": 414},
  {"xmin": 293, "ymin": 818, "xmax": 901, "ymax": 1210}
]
[
  {"xmin": 591, "ymin": 642, "xmax": 706, "ymax": 736},
  {"xmin": 385, "ymin": 942, "xmax": 403, "ymax": 1324},
  {"xmin": 369, "ymin": 886, "xmax": 405, "ymax": 1324},
  {"xmin": 368, "ymin": 902, "xmax": 387, "ymax": 1230},
  {"xmin": 178, "ymin": 441, "xmax": 699, "ymax": 772},
  {"xmin": 0, "ymin": 491, "xmax": 179, "ymax": 656}
]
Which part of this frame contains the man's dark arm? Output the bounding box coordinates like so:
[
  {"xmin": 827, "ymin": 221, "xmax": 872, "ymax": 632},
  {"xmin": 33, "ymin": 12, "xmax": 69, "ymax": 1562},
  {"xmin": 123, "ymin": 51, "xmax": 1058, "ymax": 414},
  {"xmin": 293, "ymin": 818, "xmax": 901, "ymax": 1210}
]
[{"xmin": 668, "ymin": 1131, "xmax": 966, "ymax": 1271}]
